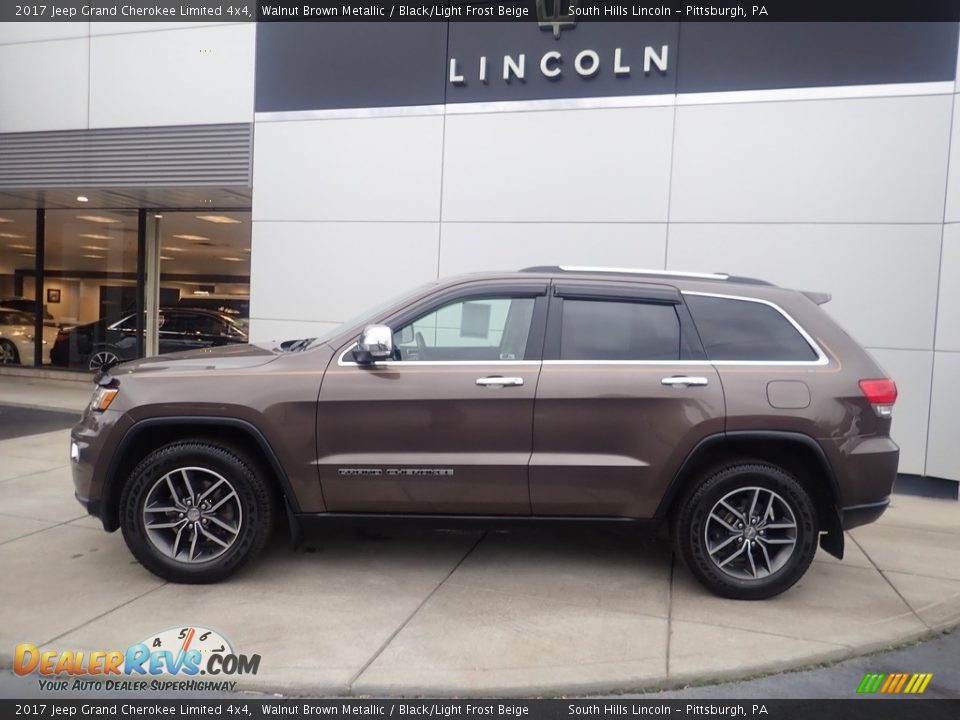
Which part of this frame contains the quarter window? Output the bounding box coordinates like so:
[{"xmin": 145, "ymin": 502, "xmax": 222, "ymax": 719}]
[
  {"xmin": 684, "ymin": 295, "xmax": 818, "ymax": 362},
  {"xmin": 393, "ymin": 296, "xmax": 536, "ymax": 361},
  {"xmin": 559, "ymin": 299, "xmax": 681, "ymax": 361}
]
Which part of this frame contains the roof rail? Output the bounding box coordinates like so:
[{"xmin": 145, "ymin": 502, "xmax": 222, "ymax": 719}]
[{"xmin": 521, "ymin": 265, "xmax": 730, "ymax": 280}]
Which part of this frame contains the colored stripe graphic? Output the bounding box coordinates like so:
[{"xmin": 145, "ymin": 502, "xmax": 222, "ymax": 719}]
[{"xmin": 856, "ymin": 672, "xmax": 933, "ymax": 694}]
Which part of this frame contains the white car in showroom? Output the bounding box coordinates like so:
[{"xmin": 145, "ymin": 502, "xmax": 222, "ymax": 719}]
[{"xmin": 0, "ymin": 307, "xmax": 58, "ymax": 366}]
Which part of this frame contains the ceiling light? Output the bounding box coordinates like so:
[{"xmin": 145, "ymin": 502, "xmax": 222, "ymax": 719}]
[
  {"xmin": 0, "ymin": 217, "xmax": 13, "ymax": 223},
  {"xmin": 82, "ymin": 254, "xmax": 104, "ymax": 259},
  {"xmin": 193, "ymin": 290, "xmax": 210, "ymax": 295},
  {"xmin": 196, "ymin": 215, "xmax": 240, "ymax": 224},
  {"xmin": 160, "ymin": 256, "xmax": 173, "ymax": 261},
  {"xmin": 221, "ymin": 256, "xmax": 245, "ymax": 262},
  {"xmin": 79, "ymin": 233, "xmax": 110, "ymax": 240},
  {"xmin": 77, "ymin": 215, "xmax": 119, "ymax": 224},
  {"xmin": 164, "ymin": 246, "xmax": 187, "ymax": 252},
  {"xmin": 19, "ymin": 252, "xmax": 36, "ymax": 257},
  {"xmin": 76, "ymin": 195, "xmax": 89, "ymax": 203},
  {"xmin": 172, "ymin": 234, "xmax": 209, "ymax": 241},
  {"xmin": 154, "ymin": 214, "xmax": 163, "ymax": 219},
  {"xmin": 0, "ymin": 232, "xmax": 24, "ymax": 239},
  {"xmin": 8, "ymin": 243, "xmax": 32, "ymax": 249},
  {"xmin": 81, "ymin": 245, "xmax": 107, "ymax": 251}
]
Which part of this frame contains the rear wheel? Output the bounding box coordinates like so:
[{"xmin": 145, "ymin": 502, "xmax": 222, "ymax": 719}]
[
  {"xmin": 120, "ymin": 441, "xmax": 274, "ymax": 583},
  {"xmin": 674, "ymin": 462, "xmax": 818, "ymax": 600},
  {"xmin": 88, "ymin": 347, "xmax": 120, "ymax": 371},
  {"xmin": 0, "ymin": 339, "xmax": 19, "ymax": 365}
]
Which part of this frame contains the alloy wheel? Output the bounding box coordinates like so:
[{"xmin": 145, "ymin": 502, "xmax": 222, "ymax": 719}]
[
  {"xmin": 703, "ymin": 486, "xmax": 798, "ymax": 581},
  {"xmin": 142, "ymin": 467, "xmax": 243, "ymax": 564},
  {"xmin": 0, "ymin": 341, "xmax": 17, "ymax": 364},
  {"xmin": 88, "ymin": 350, "xmax": 120, "ymax": 371}
]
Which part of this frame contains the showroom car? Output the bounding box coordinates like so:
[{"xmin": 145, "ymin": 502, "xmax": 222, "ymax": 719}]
[
  {"xmin": 69, "ymin": 267, "xmax": 899, "ymax": 599},
  {"xmin": 50, "ymin": 307, "xmax": 248, "ymax": 371},
  {"xmin": 0, "ymin": 307, "xmax": 59, "ymax": 366}
]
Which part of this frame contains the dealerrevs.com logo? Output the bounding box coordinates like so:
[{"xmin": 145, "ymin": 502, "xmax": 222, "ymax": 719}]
[{"xmin": 14, "ymin": 626, "xmax": 260, "ymax": 692}]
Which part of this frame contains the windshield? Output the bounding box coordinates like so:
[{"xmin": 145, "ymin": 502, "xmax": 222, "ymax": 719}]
[{"xmin": 283, "ymin": 282, "xmax": 438, "ymax": 349}]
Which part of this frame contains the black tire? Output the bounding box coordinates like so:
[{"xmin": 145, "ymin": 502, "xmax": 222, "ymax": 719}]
[
  {"xmin": 120, "ymin": 441, "xmax": 274, "ymax": 583},
  {"xmin": 0, "ymin": 339, "xmax": 20, "ymax": 365},
  {"xmin": 674, "ymin": 462, "xmax": 818, "ymax": 600}
]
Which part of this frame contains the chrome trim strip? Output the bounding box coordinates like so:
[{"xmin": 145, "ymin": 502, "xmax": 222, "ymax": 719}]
[
  {"xmin": 255, "ymin": 105, "xmax": 446, "ymax": 122},
  {"xmin": 337, "ymin": 343, "xmax": 540, "ymax": 368},
  {"xmin": 681, "ymin": 291, "xmax": 830, "ymax": 367},
  {"xmin": 559, "ymin": 266, "xmax": 728, "ymax": 280}
]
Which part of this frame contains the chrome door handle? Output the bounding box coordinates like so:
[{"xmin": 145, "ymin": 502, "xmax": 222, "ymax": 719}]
[
  {"xmin": 661, "ymin": 376, "xmax": 709, "ymax": 387},
  {"xmin": 476, "ymin": 376, "xmax": 524, "ymax": 387}
]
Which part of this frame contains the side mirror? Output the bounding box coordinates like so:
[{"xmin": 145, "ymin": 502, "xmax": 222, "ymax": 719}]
[{"xmin": 353, "ymin": 324, "xmax": 393, "ymax": 364}]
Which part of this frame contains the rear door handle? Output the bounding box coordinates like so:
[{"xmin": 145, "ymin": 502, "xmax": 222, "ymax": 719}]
[
  {"xmin": 476, "ymin": 376, "xmax": 524, "ymax": 387},
  {"xmin": 661, "ymin": 376, "xmax": 709, "ymax": 387}
]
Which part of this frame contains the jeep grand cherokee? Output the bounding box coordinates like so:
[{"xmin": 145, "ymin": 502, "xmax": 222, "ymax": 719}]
[{"xmin": 70, "ymin": 267, "xmax": 899, "ymax": 599}]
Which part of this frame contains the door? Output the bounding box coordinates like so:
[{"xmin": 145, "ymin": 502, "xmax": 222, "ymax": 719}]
[
  {"xmin": 530, "ymin": 281, "xmax": 726, "ymax": 518},
  {"xmin": 317, "ymin": 283, "xmax": 549, "ymax": 514}
]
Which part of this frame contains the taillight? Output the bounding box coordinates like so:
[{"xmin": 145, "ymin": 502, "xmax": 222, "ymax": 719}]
[
  {"xmin": 859, "ymin": 378, "xmax": 897, "ymax": 418},
  {"xmin": 55, "ymin": 331, "xmax": 68, "ymax": 343}
]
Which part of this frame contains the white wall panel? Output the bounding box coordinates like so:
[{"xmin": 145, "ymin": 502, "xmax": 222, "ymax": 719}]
[
  {"xmin": 926, "ymin": 351, "xmax": 960, "ymax": 481},
  {"xmin": 248, "ymin": 318, "xmax": 341, "ymax": 344},
  {"xmin": 438, "ymin": 223, "xmax": 667, "ymax": 277},
  {"xmin": 89, "ymin": 24, "xmax": 254, "ymax": 128},
  {"xmin": 442, "ymin": 107, "xmax": 674, "ymax": 223},
  {"xmin": 250, "ymin": 221, "xmax": 439, "ymax": 325},
  {"xmin": 666, "ymin": 223, "xmax": 941, "ymax": 351},
  {"xmin": 671, "ymin": 95, "xmax": 953, "ymax": 223},
  {"xmin": 0, "ymin": 23, "xmax": 88, "ymax": 44},
  {"xmin": 865, "ymin": 349, "xmax": 933, "ymax": 477},
  {"xmin": 252, "ymin": 116, "xmax": 443, "ymax": 222},
  {"xmin": 0, "ymin": 39, "xmax": 89, "ymax": 132},
  {"xmin": 936, "ymin": 223, "xmax": 960, "ymax": 351},
  {"xmin": 945, "ymin": 94, "xmax": 960, "ymax": 224}
]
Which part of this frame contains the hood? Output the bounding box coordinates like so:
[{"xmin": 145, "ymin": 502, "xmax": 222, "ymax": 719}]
[{"xmin": 108, "ymin": 342, "xmax": 282, "ymax": 376}]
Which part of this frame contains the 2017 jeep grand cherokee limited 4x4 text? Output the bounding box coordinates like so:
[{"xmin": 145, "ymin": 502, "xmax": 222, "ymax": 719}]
[{"xmin": 71, "ymin": 267, "xmax": 899, "ymax": 599}]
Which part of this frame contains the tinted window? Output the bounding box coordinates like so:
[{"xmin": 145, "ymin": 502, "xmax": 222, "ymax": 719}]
[
  {"xmin": 0, "ymin": 310, "xmax": 33, "ymax": 326},
  {"xmin": 685, "ymin": 295, "xmax": 817, "ymax": 361},
  {"xmin": 394, "ymin": 296, "xmax": 536, "ymax": 361},
  {"xmin": 560, "ymin": 299, "xmax": 681, "ymax": 361}
]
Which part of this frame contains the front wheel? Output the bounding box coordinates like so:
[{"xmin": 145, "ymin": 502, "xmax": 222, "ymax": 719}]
[
  {"xmin": 674, "ymin": 462, "xmax": 818, "ymax": 600},
  {"xmin": 0, "ymin": 339, "xmax": 20, "ymax": 365},
  {"xmin": 120, "ymin": 441, "xmax": 275, "ymax": 583}
]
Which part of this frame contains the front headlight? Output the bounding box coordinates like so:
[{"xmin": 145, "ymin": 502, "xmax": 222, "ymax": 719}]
[{"xmin": 90, "ymin": 386, "xmax": 119, "ymax": 412}]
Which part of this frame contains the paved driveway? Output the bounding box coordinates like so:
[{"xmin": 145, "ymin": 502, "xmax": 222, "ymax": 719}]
[{"xmin": 0, "ymin": 424, "xmax": 958, "ymax": 696}]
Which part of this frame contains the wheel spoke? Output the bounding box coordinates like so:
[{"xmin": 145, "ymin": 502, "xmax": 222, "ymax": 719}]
[
  {"xmin": 144, "ymin": 506, "xmax": 180, "ymax": 513},
  {"xmin": 199, "ymin": 526, "xmax": 231, "ymax": 549},
  {"xmin": 164, "ymin": 475, "xmax": 184, "ymax": 509},
  {"xmin": 747, "ymin": 542, "xmax": 758, "ymax": 578},
  {"xmin": 717, "ymin": 541, "xmax": 747, "ymax": 568},
  {"xmin": 197, "ymin": 478, "xmax": 226, "ymax": 503},
  {"xmin": 709, "ymin": 513, "xmax": 740, "ymax": 534},
  {"xmin": 763, "ymin": 522, "xmax": 797, "ymax": 530},
  {"xmin": 172, "ymin": 522, "xmax": 187, "ymax": 558},
  {"xmin": 206, "ymin": 516, "xmax": 239, "ymax": 535},
  {"xmin": 748, "ymin": 488, "xmax": 760, "ymax": 521},
  {"xmin": 188, "ymin": 527, "xmax": 199, "ymax": 561},
  {"xmin": 763, "ymin": 492, "xmax": 776, "ymax": 523},
  {"xmin": 181, "ymin": 469, "xmax": 196, "ymax": 504},
  {"xmin": 758, "ymin": 541, "xmax": 773, "ymax": 573},
  {"xmin": 718, "ymin": 500, "xmax": 745, "ymax": 523},
  {"xmin": 757, "ymin": 536, "xmax": 795, "ymax": 545},
  {"xmin": 708, "ymin": 534, "xmax": 739, "ymax": 556},
  {"xmin": 208, "ymin": 491, "xmax": 238, "ymax": 513},
  {"xmin": 146, "ymin": 519, "xmax": 186, "ymax": 530}
]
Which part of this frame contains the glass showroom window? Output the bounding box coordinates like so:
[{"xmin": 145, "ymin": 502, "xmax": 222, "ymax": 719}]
[
  {"xmin": 45, "ymin": 210, "xmax": 138, "ymax": 371},
  {"xmin": 0, "ymin": 210, "xmax": 43, "ymax": 366},
  {"xmin": 156, "ymin": 210, "xmax": 251, "ymax": 347}
]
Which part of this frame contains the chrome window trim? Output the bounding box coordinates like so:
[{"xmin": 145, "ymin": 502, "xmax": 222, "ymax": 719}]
[
  {"xmin": 336, "ymin": 343, "xmax": 540, "ymax": 368},
  {"xmin": 681, "ymin": 291, "xmax": 829, "ymax": 367}
]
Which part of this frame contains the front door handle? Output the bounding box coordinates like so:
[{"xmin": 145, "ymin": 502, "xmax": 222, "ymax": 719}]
[
  {"xmin": 476, "ymin": 376, "xmax": 524, "ymax": 387},
  {"xmin": 661, "ymin": 376, "xmax": 709, "ymax": 387}
]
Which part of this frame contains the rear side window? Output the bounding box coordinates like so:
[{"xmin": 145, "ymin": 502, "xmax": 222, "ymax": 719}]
[
  {"xmin": 685, "ymin": 294, "xmax": 818, "ymax": 362},
  {"xmin": 560, "ymin": 299, "xmax": 681, "ymax": 361}
]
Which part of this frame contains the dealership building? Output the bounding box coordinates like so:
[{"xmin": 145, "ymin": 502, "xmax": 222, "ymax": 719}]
[{"xmin": 0, "ymin": 19, "xmax": 959, "ymax": 492}]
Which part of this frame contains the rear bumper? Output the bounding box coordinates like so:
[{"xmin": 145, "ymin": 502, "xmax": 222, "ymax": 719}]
[{"xmin": 840, "ymin": 496, "xmax": 890, "ymax": 530}]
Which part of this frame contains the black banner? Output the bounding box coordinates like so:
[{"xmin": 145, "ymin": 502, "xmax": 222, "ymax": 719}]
[{"xmin": 2, "ymin": 699, "xmax": 960, "ymax": 720}]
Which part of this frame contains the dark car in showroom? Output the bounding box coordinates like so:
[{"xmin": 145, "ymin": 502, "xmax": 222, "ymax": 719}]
[{"xmin": 51, "ymin": 307, "xmax": 248, "ymax": 371}]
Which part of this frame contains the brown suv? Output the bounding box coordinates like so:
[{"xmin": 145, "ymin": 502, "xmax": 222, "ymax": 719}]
[{"xmin": 71, "ymin": 267, "xmax": 899, "ymax": 599}]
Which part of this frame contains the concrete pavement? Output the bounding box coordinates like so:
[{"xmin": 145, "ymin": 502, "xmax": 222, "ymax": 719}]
[{"xmin": 1, "ymin": 424, "xmax": 958, "ymax": 696}]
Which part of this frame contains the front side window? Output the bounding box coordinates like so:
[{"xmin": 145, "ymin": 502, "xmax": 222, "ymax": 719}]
[
  {"xmin": 393, "ymin": 296, "xmax": 536, "ymax": 361},
  {"xmin": 560, "ymin": 299, "xmax": 681, "ymax": 361},
  {"xmin": 684, "ymin": 294, "xmax": 817, "ymax": 362}
]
